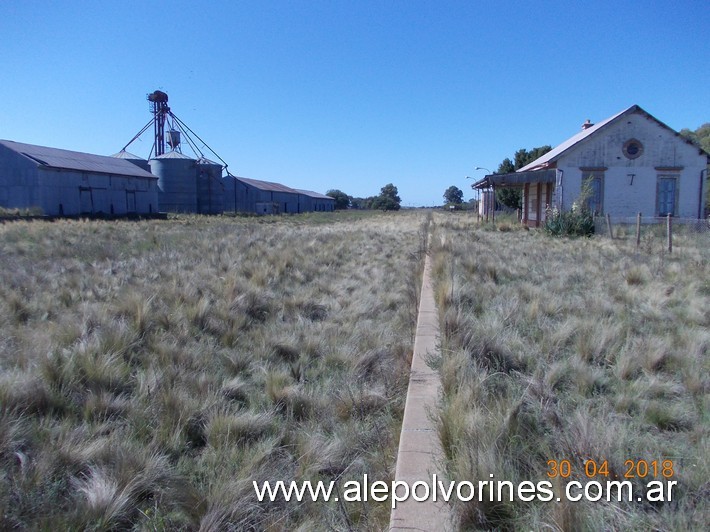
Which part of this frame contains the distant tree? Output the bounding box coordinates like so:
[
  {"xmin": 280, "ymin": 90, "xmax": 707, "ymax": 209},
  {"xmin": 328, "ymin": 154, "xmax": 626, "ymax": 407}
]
[
  {"xmin": 371, "ymin": 183, "xmax": 401, "ymax": 211},
  {"xmin": 326, "ymin": 189, "xmax": 350, "ymax": 210},
  {"xmin": 494, "ymin": 145, "xmax": 553, "ymax": 209},
  {"xmin": 680, "ymin": 123, "xmax": 710, "ymax": 214},
  {"xmin": 349, "ymin": 197, "xmax": 368, "ymax": 209},
  {"xmin": 443, "ymin": 185, "xmax": 464, "ymax": 205}
]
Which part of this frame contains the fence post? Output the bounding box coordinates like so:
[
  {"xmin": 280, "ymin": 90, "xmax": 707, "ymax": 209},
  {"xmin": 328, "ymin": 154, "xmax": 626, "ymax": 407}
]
[
  {"xmin": 667, "ymin": 214, "xmax": 672, "ymax": 253},
  {"xmin": 636, "ymin": 212, "xmax": 642, "ymax": 248},
  {"xmin": 606, "ymin": 213, "xmax": 613, "ymax": 239}
]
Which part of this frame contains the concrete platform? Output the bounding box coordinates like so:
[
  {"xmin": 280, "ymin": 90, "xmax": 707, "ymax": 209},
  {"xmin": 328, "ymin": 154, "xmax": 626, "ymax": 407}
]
[{"xmin": 389, "ymin": 250, "xmax": 452, "ymax": 531}]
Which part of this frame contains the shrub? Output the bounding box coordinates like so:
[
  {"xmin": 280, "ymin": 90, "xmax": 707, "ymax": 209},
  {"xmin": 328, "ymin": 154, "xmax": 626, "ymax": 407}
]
[
  {"xmin": 544, "ymin": 180, "xmax": 596, "ymax": 237},
  {"xmin": 543, "ymin": 205, "xmax": 594, "ymax": 237}
]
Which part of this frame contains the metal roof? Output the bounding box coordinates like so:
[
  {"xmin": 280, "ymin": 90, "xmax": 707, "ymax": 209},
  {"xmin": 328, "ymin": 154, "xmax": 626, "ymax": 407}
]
[
  {"xmin": 152, "ymin": 150, "xmax": 194, "ymax": 160},
  {"xmin": 471, "ymin": 169, "xmax": 557, "ymax": 189},
  {"xmin": 235, "ymin": 176, "xmax": 299, "ymax": 193},
  {"xmin": 517, "ymin": 107, "xmax": 632, "ymax": 172},
  {"xmin": 295, "ymin": 189, "xmax": 334, "ymax": 200},
  {"xmin": 195, "ymin": 156, "xmax": 221, "ymax": 166},
  {"xmin": 517, "ymin": 104, "xmax": 708, "ymax": 172},
  {"xmin": 1, "ymin": 140, "xmax": 156, "ymax": 179},
  {"xmin": 111, "ymin": 150, "xmax": 146, "ymax": 160}
]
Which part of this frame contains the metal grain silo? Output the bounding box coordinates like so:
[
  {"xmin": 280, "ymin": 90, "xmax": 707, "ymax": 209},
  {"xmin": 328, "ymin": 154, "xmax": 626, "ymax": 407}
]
[
  {"xmin": 149, "ymin": 151, "xmax": 197, "ymax": 213},
  {"xmin": 196, "ymin": 156, "xmax": 224, "ymax": 214},
  {"xmin": 111, "ymin": 150, "xmax": 151, "ymax": 172}
]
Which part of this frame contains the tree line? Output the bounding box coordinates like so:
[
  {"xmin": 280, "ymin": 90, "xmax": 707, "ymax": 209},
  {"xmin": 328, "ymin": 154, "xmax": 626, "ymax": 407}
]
[{"xmin": 326, "ymin": 183, "xmax": 401, "ymax": 211}]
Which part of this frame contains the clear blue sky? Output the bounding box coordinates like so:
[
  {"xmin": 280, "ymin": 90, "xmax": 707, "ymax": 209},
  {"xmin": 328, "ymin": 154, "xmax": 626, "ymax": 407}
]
[{"xmin": 1, "ymin": 0, "xmax": 708, "ymax": 206}]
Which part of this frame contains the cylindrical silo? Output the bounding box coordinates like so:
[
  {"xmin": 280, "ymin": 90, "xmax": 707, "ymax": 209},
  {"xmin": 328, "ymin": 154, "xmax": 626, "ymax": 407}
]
[
  {"xmin": 196, "ymin": 156, "xmax": 224, "ymax": 214},
  {"xmin": 149, "ymin": 151, "xmax": 197, "ymax": 213}
]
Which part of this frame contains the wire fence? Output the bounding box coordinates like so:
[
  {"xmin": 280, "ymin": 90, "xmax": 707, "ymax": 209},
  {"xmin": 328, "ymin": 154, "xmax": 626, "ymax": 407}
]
[{"xmin": 594, "ymin": 214, "xmax": 710, "ymax": 251}]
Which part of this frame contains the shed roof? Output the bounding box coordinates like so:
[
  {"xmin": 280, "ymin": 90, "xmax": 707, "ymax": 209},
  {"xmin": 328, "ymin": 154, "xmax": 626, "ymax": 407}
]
[
  {"xmin": 295, "ymin": 189, "xmax": 334, "ymax": 200},
  {"xmin": 1, "ymin": 140, "xmax": 156, "ymax": 179},
  {"xmin": 236, "ymin": 176, "xmax": 299, "ymax": 193}
]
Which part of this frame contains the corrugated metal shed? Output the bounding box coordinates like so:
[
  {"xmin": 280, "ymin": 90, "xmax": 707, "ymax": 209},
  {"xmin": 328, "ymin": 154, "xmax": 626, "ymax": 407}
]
[
  {"xmin": 236, "ymin": 176, "xmax": 300, "ymax": 193},
  {"xmin": 0, "ymin": 139, "xmax": 159, "ymax": 216},
  {"xmin": 294, "ymin": 188, "xmax": 332, "ymax": 200},
  {"xmin": 1, "ymin": 140, "xmax": 156, "ymax": 179}
]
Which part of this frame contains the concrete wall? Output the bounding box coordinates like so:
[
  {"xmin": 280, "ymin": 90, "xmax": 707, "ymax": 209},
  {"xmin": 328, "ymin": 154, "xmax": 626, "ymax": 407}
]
[{"xmin": 557, "ymin": 112, "xmax": 707, "ymax": 218}]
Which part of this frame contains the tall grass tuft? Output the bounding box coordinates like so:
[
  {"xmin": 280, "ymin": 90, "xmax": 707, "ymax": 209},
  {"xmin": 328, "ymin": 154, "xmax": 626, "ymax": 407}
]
[
  {"xmin": 431, "ymin": 211, "xmax": 709, "ymax": 529},
  {"xmin": 0, "ymin": 211, "xmax": 424, "ymax": 529}
]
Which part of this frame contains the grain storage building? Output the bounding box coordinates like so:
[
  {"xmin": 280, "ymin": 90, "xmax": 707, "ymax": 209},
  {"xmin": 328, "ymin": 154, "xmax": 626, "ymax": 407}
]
[{"xmin": 0, "ymin": 140, "xmax": 158, "ymax": 216}]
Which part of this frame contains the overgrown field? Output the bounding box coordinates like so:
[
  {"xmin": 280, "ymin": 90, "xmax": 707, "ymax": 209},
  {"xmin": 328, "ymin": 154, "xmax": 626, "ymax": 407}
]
[
  {"xmin": 432, "ymin": 212, "xmax": 709, "ymax": 530},
  {"xmin": 0, "ymin": 211, "xmax": 427, "ymax": 530}
]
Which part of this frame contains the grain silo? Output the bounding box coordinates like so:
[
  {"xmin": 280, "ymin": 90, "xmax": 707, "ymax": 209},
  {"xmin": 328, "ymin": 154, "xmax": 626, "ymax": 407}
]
[
  {"xmin": 111, "ymin": 150, "xmax": 151, "ymax": 172},
  {"xmin": 196, "ymin": 156, "xmax": 224, "ymax": 214},
  {"xmin": 149, "ymin": 151, "xmax": 197, "ymax": 213}
]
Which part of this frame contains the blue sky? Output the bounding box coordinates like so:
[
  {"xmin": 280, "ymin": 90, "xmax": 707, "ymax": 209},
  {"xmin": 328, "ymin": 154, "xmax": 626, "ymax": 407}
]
[{"xmin": 1, "ymin": 0, "xmax": 708, "ymax": 206}]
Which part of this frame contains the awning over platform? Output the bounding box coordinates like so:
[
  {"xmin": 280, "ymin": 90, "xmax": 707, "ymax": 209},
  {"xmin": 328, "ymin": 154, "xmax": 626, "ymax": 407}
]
[{"xmin": 471, "ymin": 169, "xmax": 557, "ymax": 189}]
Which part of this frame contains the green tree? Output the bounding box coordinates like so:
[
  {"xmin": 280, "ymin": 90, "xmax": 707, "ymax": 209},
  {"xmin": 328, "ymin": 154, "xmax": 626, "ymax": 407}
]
[
  {"xmin": 371, "ymin": 183, "xmax": 401, "ymax": 211},
  {"xmin": 497, "ymin": 158, "xmax": 515, "ymax": 174},
  {"xmin": 680, "ymin": 123, "xmax": 710, "ymax": 214},
  {"xmin": 443, "ymin": 185, "xmax": 464, "ymax": 205},
  {"xmin": 326, "ymin": 189, "xmax": 350, "ymax": 210},
  {"xmin": 494, "ymin": 145, "xmax": 553, "ymax": 209},
  {"xmin": 680, "ymin": 123, "xmax": 710, "ymax": 154}
]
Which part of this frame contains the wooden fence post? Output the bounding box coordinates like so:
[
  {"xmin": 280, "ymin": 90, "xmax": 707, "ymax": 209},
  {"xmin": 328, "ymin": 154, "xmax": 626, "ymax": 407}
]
[
  {"xmin": 606, "ymin": 213, "xmax": 613, "ymax": 239},
  {"xmin": 636, "ymin": 212, "xmax": 642, "ymax": 248},
  {"xmin": 667, "ymin": 214, "xmax": 672, "ymax": 253}
]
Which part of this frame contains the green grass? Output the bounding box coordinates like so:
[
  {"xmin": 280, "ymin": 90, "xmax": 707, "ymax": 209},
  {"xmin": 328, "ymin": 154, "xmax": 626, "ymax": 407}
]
[
  {"xmin": 0, "ymin": 211, "xmax": 427, "ymax": 530},
  {"xmin": 431, "ymin": 212, "xmax": 709, "ymax": 530}
]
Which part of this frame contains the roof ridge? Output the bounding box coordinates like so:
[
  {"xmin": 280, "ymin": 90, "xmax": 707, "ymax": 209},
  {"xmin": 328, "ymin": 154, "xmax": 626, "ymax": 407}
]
[{"xmin": 516, "ymin": 105, "xmax": 639, "ymax": 172}]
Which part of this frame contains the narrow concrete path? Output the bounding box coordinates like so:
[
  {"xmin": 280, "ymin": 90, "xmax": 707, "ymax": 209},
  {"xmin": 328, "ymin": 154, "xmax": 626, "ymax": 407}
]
[{"xmin": 389, "ymin": 248, "xmax": 451, "ymax": 531}]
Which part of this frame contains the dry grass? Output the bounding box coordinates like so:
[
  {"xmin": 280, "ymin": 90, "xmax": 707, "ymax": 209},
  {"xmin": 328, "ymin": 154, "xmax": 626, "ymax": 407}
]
[
  {"xmin": 0, "ymin": 210, "xmax": 427, "ymax": 530},
  {"xmin": 432, "ymin": 211, "xmax": 709, "ymax": 530}
]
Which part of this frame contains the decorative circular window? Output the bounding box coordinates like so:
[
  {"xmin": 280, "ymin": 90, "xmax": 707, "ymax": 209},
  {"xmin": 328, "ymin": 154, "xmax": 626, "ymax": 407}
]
[{"xmin": 622, "ymin": 139, "xmax": 644, "ymax": 159}]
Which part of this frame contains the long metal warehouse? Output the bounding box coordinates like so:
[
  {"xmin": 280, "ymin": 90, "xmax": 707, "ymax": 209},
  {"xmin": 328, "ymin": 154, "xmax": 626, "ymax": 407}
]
[
  {"xmin": 295, "ymin": 189, "xmax": 336, "ymax": 212},
  {"xmin": 223, "ymin": 176, "xmax": 333, "ymax": 214},
  {"xmin": 0, "ymin": 140, "xmax": 159, "ymax": 216}
]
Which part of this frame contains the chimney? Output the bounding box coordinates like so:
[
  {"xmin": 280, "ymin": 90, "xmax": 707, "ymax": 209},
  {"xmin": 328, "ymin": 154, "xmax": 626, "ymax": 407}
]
[{"xmin": 582, "ymin": 119, "xmax": 594, "ymax": 130}]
